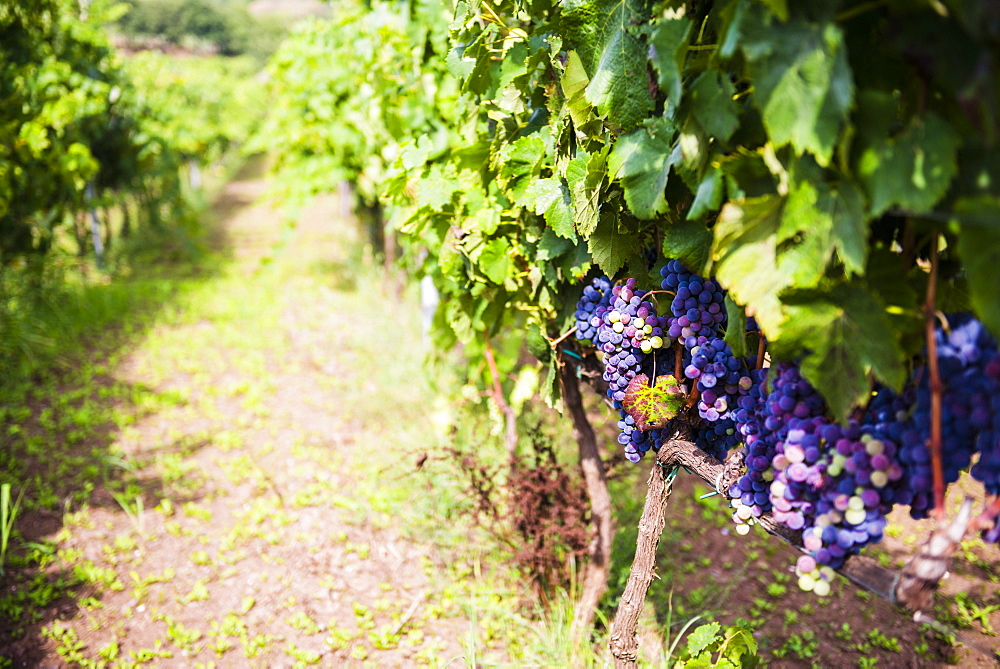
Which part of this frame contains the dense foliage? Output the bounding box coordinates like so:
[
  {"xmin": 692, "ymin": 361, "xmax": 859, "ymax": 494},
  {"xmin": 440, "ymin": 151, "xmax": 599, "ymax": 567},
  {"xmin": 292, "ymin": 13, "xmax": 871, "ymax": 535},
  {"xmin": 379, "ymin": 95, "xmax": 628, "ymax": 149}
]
[
  {"xmin": 400, "ymin": 0, "xmax": 1000, "ymax": 421},
  {"xmin": 249, "ymin": 1, "xmax": 456, "ymax": 212},
  {"xmin": 0, "ymin": 0, "xmax": 263, "ymax": 266},
  {"xmin": 0, "ymin": 0, "xmax": 125, "ymax": 259}
]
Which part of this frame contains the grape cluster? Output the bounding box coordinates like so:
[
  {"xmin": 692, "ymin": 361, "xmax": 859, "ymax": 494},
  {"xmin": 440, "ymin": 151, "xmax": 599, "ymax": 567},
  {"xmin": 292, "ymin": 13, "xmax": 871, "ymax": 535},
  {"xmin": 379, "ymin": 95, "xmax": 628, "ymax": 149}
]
[
  {"xmin": 660, "ymin": 260, "xmax": 726, "ymax": 340},
  {"xmin": 594, "ymin": 278, "xmax": 670, "ymax": 462},
  {"xmin": 728, "ymin": 364, "xmax": 824, "ymax": 533},
  {"xmin": 870, "ymin": 314, "xmax": 1000, "ymax": 520},
  {"xmin": 684, "ymin": 335, "xmax": 758, "ymax": 427},
  {"xmin": 790, "ymin": 426, "xmax": 902, "ymax": 573},
  {"xmin": 695, "ymin": 418, "xmax": 740, "ymax": 461},
  {"xmin": 574, "ymin": 276, "xmax": 613, "ymax": 342},
  {"xmin": 660, "ymin": 260, "xmax": 755, "ymax": 462}
]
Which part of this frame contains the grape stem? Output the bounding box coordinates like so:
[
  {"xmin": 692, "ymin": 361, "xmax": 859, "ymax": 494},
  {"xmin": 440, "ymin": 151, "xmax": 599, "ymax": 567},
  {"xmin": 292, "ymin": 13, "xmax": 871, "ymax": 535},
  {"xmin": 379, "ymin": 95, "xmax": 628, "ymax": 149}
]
[
  {"xmin": 924, "ymin": 234, "xmax": 946, "ymax": 521},
  {"xmin": 756, "ymin": 334, "xmax": 766, "ymax": 370},
  {"xmin": 548, "ymin": 326, "xmax": 578, "ymax": 347},
  {"xmin": 673, "ymin": 341, "xmax": 683, "ymax": 382}
]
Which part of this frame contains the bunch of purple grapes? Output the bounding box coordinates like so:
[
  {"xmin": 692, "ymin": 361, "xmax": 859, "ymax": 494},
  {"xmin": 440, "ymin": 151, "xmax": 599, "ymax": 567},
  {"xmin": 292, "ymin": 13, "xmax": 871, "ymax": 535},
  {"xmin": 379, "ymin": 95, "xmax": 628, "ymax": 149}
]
[
  {"xmin": 868, "ymin": 314, "xmax": 1000, "ymax": 520},
  {"xmin": 728, "ymin": 364, "xmax": 824, "ymax": 535},
  {"xmin": 594, "ymin": 278, "xmax": 670, "ymax": 461},
  {"xmin": 574, "ymin": 276, "xmax": 613, "ymax": 342},
  {"xmin": 792, "ymin": 425, "xmax": 904, "ymax": 573},
  {"xmin": 684, "ymin": 335, "xmax": 758, "ymax": 426},
  {"xmin": 659, "ymin": 260, "xmax": 726, "ymax": 340},
  {"xmin": 971, "ymin": 353, "xmax": 1000, "ymax": 543}
]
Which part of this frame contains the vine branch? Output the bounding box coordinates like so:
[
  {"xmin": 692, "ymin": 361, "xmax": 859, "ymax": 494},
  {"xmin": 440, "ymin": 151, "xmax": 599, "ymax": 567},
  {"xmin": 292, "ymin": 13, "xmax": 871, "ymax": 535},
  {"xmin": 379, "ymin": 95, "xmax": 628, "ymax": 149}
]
[{"xmin": 924, "ymin": 234, "xmax": 946, "ymax": 519}]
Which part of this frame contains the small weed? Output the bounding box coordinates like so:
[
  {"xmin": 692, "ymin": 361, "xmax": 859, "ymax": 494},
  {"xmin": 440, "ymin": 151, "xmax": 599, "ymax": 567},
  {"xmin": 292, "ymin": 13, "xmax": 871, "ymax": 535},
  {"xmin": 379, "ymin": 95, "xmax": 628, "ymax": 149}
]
[
  {"xmin": 98, "ymin": 640, "xmax": 120, "ymax": 661},
  {"xmin": 180, "ymin": 579, "xmax": 210, "ymax": 604},
  {"xmin": 130, "ymin": 641, "xmax": 173, "ymax": 661},
  {"xmin": 0, "ymin": 484, "xmax": 26, "ymax": 573},
  {"xmin": 112, "ymin": 492, "xmax": 146, "ymax": 537},
  {"xmin": 324, "ymin": 621, "xmax": 356, "ymax": 651},
  {"xmin": 953, "ymin": 591, "xmax": 1000, "ymax": 635},
  {"xmin": 284, "ymin": 644, "xmax": 322, "ymax": 665},
  {"xmin": 287, "ymin": 610, "xmax": 322, "ymax": 635},
  {"xmin": 190, "ymin": 550, "xmax": 212, "ymax": 565},
  {"xmin": 368, "ymin": 623, "xmax": 401, "ymax": 650},
  {"xmin": 866, "ymin": 629, "xmax": 900, "ymax": 652},
  {"xmin": 766, "ymin": 582, "xmax": 787, "ymax": 598},
  {"xmin": 41, "ymin": 622, "xmax": 85, "ymax": 663},
  {"xmin": 773, "ymin": 630, "xmax": 817, "ymax": 660},
  {"xmin": 834, "ymin": 622, "xmax": 853, "ymax": 642}
]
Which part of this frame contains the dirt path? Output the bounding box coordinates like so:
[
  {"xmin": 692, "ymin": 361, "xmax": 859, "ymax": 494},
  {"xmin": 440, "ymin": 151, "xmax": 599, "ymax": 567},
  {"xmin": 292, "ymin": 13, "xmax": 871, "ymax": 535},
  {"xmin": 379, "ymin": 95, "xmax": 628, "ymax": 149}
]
[{"xmin": 2, "ymin": 166, "xmax": 472, "ymax": 667}]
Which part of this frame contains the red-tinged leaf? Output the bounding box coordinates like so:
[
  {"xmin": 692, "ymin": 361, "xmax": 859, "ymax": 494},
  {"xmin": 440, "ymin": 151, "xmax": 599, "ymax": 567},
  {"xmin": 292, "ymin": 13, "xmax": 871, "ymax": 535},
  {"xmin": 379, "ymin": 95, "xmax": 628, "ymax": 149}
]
[{"xmin": 622, "ymin": 373, "xmax": 686, "ymax": 431}]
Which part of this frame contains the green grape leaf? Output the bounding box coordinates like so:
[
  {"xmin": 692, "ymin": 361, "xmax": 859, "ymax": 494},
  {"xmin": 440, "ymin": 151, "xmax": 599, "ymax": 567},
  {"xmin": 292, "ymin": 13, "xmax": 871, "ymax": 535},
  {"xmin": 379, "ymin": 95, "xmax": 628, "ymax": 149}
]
[
  {"xmin": 608, "ymin": 117, "xmax": 680, "ymax": 220},
  {"xmin": 689, "ymin": 71, "xmax": 739, "ymax": 143},
  {"xmin": 780, "ymin": 161, "xmax": 866, "ymax": 276},
  {"xmin": 542, "ymin": 185, "xmax": 577, "ymax": 242},
  {"xmin": 561, "ymin": 50, "xmax": 600, "ymax": 136},
  {"xmin": 536, "ymin": 228, "xmax": 575, "ymax": 261},
  {"xmin": 417, "ymin": 164, "xmax": 462, "ymax": 210},
  {"xmin": 687, "ymin": 166, "xmax": 724, "ymax": 221},
  {"xmin": 476, "ymin": 238, "xmax": 511, "ymax": 284},
  {"xmin": 741, "ymin": 9, "xmax": 853, "ymax": 165},
  {"xmin": 718, "ymin": 0, "xmax": 748, "ymax": 60},
  {"xmin": 589, "ymin": 209, "xmax": 638, "ymax": 275},
  {"xmin": 562, "ymin": 0, "xmax": 655, "ymax": 131},
  {"xmin": 562, "ymin": 240, "xmax": 594, "ymax": 281},
  {"xmin": 524, "ymin": 178, "xmax": 577, "ymax": 241},
  {"xmin": 446, "ymin": 45, "xmax": 475, "ymax": 79},
  {"xmin": 724, "ymin": 295, "xmax": 748, "ymax": 358},
  {"xmin": 447, "ymin": 298, "xmax": 476, "ymax": 343},
  {"xmin": 776, "ymin": 283, "xmax": 904, "ymax": 421},
  {"xmin": 527, "ymin": 325, "xmax": 553, "ymax": 364},
  {"xmin": 622, "ymin": 373, "xmax": 686, "ymax": 431},
  {"xmin": 649, "ymin": 16, "xmax": 691, "ymax": 103},
  {"xmin": 955, "ymin": 197, "xmax": 1000, "ymax": 340},
  {"xmin": 855, "ymin": 100, "xmax": 961, "ymax": 216},
  {"xmin": 438, "ymin": 230, "xmax": 465, "ymax": 281},
  {"xmin": 662, "ymin": 218, "xmax": 712, "ymax": 275},
  {"xmin": 719, "ymin": 621, "xmax": 760, "ymax": 666},
  {"xmin": 494, "ymin": 135, "xmax": 547, "ymax": 204},
  {"xmin": 711, "ymin": 196, "xmax": 790, "ymax": 336},
  {"xmin": 754, "ymin": 0, "xmax": 788, "ymax": 21},
  {"xmin": 566, "ymin": 148, "xmax": 607, "ymax": 238},
  {"xmin": 543, "ymin": 353, "xmax": 562, "ymax": 407},
  {"xmin": 685, "ymin": 622, "xmax": 722, "ymax": 656}
]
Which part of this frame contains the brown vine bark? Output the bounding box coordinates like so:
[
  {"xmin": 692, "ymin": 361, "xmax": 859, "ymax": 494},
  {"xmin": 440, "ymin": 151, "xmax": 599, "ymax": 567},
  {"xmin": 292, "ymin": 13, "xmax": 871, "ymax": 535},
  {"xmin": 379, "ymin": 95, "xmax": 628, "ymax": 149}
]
[
  {"xmin": 558, "ymin": 359, "xmax": 614, "ymax": 646},
  {"xmin": 608, "ymin": 453, "xmax": 674, "ymax": 668}
]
